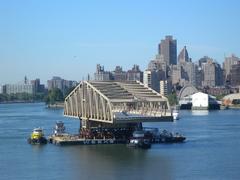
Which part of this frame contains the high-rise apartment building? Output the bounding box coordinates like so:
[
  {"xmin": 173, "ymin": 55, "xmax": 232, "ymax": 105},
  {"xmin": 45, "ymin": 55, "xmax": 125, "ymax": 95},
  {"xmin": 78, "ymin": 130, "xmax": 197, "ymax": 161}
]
[
  {"xmin": 143, "ymin": 70, "xmax": 161, "ymax": 92},
  {"xmin": 158, "ymin": 36, "xmax": 177, "ymax": 65},
  {"xmin": 159, "ymin": 80, "xmax": 171, "ymax": 96},
  {"xmin": 31, "ymin": 78, "xmax": 45, "ymax": 94},
  {"xmin": 201, "ymin": 58, "xmax": 223, "ymax": 87},
  {"xmin": 112, "ymin": 66, "xmax": 127, "ymax": 81},
  {"xmin": 4, "ymin": 84, "xmax": 34, "ymax": 94},
  {"xmin": 127, "ymin": 65, "xmax": 143, "ymax": 82},
  {"xmin": 47, "ymin": 77, "xmax": 77, "ymax": 95},
  {"xmin": 223, "ymin": 54, "xmax": 240, "ymax": 83},
  {"xmin": 230, "ymin": 62, "xmax": 240, "ymax": 86},
  {"xmin": 94, "ymin": 64, "xmax": 112, "ymax": 81}
]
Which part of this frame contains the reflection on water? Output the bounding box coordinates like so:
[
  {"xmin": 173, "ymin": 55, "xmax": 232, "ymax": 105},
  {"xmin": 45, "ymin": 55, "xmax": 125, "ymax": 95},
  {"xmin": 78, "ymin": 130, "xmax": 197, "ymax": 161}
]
[
  {"xmin": 64, "ymin": 145, "xmax": 172, "ymax": 180},
  {"xmin": 192, "ymin": 110, "xmax": 209, "ymax": 116}
]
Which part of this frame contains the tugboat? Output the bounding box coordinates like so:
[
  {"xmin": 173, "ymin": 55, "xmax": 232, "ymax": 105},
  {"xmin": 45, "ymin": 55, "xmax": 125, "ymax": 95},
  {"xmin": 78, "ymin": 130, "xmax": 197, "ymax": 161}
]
[
  {"xmin": 127, "ymin": 130, "xmax": 151, "ymax": 149},
  {"xmin": 53, "ymin": 121, "xmax": 66, "ymax": 135},
  {"xmin": 28, "ymin": 127, "xmax": 47, "ymax": 145},
  {"xmin": 48, "ymin": 121, "xmax": 67, "ymax": 144},
  {"xmin": 159, "ymin": 130, "xmax": 186, "ymax": 143}
]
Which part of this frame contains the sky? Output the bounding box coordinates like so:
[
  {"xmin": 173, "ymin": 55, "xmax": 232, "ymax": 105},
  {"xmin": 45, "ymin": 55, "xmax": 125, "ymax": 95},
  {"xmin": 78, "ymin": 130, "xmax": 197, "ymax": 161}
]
[{"xmin": 1, "ymin": 0, "xmax": 240, "ymax": 85}]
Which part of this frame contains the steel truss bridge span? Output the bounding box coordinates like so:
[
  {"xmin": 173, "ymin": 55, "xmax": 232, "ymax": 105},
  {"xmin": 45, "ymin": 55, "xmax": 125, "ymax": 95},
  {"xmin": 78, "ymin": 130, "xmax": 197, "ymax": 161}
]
[{"xmin": 64, "ymin": 81, "xmax": 173, "ymax": 124}]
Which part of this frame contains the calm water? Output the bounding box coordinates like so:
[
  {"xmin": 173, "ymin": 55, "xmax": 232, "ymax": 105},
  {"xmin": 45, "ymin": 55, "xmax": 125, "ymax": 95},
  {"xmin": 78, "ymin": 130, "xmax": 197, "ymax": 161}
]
[{"xmin": 0, "ymin": 103, "xmax": 240, "ymax": 180}]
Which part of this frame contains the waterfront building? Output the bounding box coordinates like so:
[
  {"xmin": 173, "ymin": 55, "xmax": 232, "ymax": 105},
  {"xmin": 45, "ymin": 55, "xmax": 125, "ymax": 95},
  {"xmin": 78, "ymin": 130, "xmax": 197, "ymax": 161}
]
[
  {"xmin": 192, "ymin": 92, "xmax": 220, "ymax": 110},
  {"xmin": 158, "ymin": 35, "xmax": 177, "ymax": 65},
  {"xmin": 31, "ymin": 79, "xmax": 45, "ymax": 94},
  {"xmin": 223, "ymin": 93, "xmax": 240, "ymax": 106},
  {"xmin": 192, "ymin": 92, "xmax": 209, "ymax": 110},
  {"xmin": 94, "ymin": 64, "xmax": 112, "ymax": 81},
  {"xmin": 126, "ymin": 65, "xmax": 143, "ymax": 82},
  {"xmin": 47, "ymin": 77, "xmax": 77, "ymax": 95},
  {"xmin": 5, "ymin": 84, "xmax": 34, "ymax": 94},
  {"xmin": 223, "ymin": 54, "xmax": 240, "ymax": 84},
  {"xmin": 47, "ymin": 77, "xmax": 63, "ymax": 90}
]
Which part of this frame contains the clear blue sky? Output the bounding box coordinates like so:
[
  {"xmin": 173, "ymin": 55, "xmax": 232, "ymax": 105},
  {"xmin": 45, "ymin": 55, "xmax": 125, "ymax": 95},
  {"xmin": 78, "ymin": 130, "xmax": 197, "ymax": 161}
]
[{"xmin": 1, "ymin": 0, "xmax": 240, "ymax": 84}]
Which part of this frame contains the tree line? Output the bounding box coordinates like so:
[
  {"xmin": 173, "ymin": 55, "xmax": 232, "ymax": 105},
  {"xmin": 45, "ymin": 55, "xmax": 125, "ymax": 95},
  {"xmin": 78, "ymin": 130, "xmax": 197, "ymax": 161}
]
[{"xmin": 0, "ymin": 87, "xmax": 75, "ymax": 105}]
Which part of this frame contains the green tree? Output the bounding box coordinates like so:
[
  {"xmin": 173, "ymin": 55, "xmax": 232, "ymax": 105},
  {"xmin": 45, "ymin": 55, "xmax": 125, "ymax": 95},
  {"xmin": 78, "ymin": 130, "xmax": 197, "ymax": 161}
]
[
  {"xmin": 45, "ymin": 88, "xmax": 64, "ymax": 105},
  {"xmin": 64, "ymin": 86, "xmax": 76, "ymax": 98},
  {"xmin": 167, "ymin": 93, "xmax": 178, "ymax": 106}
]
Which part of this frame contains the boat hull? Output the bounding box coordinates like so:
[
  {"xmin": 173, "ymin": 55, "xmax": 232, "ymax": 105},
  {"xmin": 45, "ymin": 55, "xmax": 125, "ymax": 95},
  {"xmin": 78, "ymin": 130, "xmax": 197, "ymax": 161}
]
[
  {"xmin": 127, "ymin": 138, "xmax": 151, "ymax": 149},
  {"xmin": 28, "ymin": 137, "xmax": 47, "ymax": 145}
]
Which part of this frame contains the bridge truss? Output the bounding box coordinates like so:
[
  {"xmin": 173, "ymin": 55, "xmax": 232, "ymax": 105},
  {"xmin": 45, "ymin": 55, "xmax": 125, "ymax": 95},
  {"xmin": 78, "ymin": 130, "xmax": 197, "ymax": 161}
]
[{"xmin": 64, "ymin": 81, "xmax": 173, "ymax": 126}]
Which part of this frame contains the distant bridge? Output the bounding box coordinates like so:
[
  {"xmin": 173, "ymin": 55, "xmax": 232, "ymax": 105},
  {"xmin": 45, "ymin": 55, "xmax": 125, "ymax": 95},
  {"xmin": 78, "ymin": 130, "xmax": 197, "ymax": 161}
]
[{"xmin": 64, "ymin": 81, "xmax": 173, "ymax": 127}]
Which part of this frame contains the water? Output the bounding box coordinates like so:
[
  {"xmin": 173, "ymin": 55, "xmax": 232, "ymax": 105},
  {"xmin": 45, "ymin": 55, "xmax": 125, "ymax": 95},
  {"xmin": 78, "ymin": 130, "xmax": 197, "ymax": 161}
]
[{"xmin": 0, "ymin": 103, "xmax": 240, "ymax": 180}]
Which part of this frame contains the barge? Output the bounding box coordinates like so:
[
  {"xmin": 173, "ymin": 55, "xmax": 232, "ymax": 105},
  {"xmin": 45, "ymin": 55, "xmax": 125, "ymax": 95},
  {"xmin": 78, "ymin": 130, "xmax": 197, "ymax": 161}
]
[{"xmin": 48, "ymin": 134, "xmax": 126, "ymax": 145}]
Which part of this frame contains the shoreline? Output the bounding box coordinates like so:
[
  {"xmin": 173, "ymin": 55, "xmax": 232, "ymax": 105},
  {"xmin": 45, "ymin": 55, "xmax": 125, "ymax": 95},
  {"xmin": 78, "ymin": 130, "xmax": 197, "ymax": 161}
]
[
  {"xmin": 0, "ymin": 100, "xmax": 44, "ymax": 104},
  {"xmin": 47, "ymin": 102, "xmax": 64, "ymax": 108}
]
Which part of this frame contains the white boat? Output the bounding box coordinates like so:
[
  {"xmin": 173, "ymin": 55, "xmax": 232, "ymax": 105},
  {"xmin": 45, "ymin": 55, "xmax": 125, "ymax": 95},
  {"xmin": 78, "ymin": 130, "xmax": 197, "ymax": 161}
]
[{"xmin": 172, "ymin": 109, "xmax": 180, "ymax": 120}]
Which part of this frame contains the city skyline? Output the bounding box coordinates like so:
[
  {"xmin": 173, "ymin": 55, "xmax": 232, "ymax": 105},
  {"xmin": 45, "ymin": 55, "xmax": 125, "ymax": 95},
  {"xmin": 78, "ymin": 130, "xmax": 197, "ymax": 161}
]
[{"xmin": 1, "ymin": 0, "xmax": 240, "ymax": 84}]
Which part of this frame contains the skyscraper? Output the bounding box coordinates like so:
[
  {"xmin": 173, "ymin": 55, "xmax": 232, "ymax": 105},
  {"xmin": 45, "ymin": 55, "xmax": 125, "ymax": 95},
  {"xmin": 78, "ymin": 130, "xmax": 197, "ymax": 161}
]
[
  {"xmin": 178, "ymin": 46, "xmax": 190, "ymax": 63},
  {"xmin": 158, "ymin": 35, "xmax": 177, "ymax": 65},
  {"xmin": 230, "ymin": 62, "xmax": 240, "ymax": 86},
  {"xmin": 223, "ymin": 54, "xmax": 240, "ymax": 83},
  {"xmin": 201, "ymin": 58, "xmax": 223, "ymax": 87}
]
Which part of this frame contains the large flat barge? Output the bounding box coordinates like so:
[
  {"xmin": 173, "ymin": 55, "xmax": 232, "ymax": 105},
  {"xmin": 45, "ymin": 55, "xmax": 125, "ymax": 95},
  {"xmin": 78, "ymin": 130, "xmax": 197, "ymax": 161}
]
[
  {"xmin": 48, "ymin": 135, "xmax": 126, "ymax": 145},
  {"xmin": 47, "ymin": 122, "xmax": 185, "ymax": 146}
]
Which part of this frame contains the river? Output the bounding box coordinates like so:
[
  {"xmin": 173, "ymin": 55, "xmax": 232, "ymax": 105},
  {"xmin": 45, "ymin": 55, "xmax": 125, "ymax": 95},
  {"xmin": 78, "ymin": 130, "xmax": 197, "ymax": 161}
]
[{"xmin": 0, "ymin": 103, "xmax": 240, "ymax": 180}]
